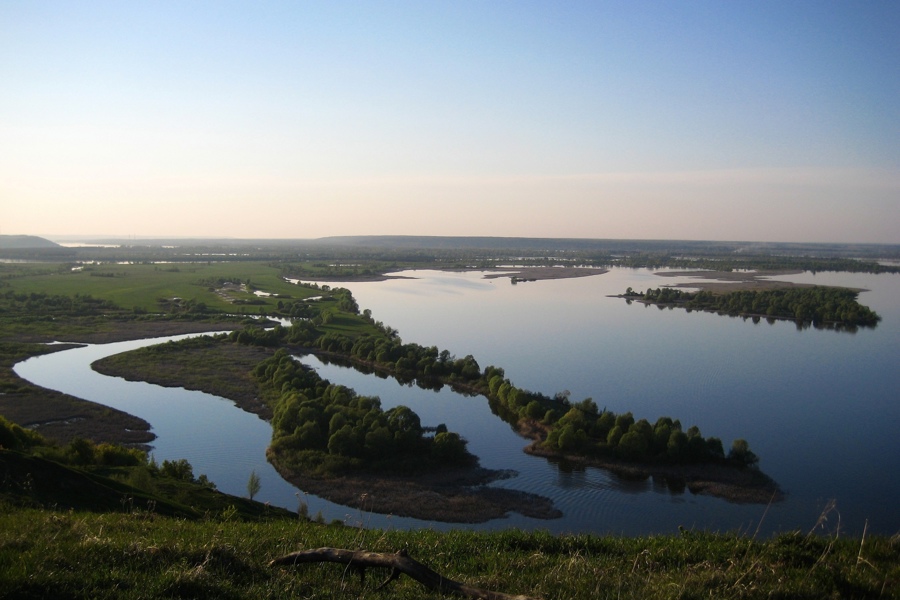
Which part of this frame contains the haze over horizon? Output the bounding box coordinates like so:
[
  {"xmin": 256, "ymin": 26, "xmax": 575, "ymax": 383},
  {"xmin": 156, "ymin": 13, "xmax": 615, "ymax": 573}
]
[{"xmin": 2, "ymin": 2, "xmax": 898, "ymax": 244}]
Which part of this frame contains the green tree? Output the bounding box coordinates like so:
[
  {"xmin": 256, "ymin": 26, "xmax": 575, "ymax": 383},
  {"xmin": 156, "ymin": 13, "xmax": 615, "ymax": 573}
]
[
  {"xmin": 617, "ymin": 431, "xmax": 650, "ymax": 460},
  {"xmin": 431, "ymin": 431, "xmax": 469, "ymax": 464},
  {"xmin": 247, "ymin": 469, "xmax": 261, "ymax": 500},
  {"xmin": 606, "ymin": 425, "xmax": 624, "ymax": 447},
  {"xmin": 728, "ymin": 439, "xmax": 759, "ymax": 467}
]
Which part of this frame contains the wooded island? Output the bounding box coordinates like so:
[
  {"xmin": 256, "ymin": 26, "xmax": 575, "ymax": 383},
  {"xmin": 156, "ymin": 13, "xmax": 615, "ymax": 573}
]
[{"xmin": 620, "ymin": 285, "xmax": 880, "ymax": 328}]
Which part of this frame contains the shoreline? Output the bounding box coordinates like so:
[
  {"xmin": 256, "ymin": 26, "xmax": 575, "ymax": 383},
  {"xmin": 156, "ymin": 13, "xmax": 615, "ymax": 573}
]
[
  {"xmin": 268, "ymin": 450, "xmax": 562, "ymax": 523},
  {"xmin": 12, "ymin": 318, "xmax": 783, "ymax": 517}
]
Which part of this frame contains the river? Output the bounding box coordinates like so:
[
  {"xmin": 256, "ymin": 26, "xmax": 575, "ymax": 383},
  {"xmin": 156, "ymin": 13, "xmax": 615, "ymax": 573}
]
[{"xmin": 14, "ymin": 267, "xmax": 900, "ymax": 536}]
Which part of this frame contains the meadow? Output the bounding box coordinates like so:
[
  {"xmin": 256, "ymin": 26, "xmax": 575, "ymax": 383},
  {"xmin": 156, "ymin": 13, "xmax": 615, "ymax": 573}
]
[{"xmin": 1, "ymin": 261, "xmax": 311, "ymax": 313}]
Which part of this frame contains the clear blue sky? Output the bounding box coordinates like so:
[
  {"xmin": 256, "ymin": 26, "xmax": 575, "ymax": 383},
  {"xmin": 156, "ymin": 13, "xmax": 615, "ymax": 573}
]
[{"xmin": 2, "ymin": 1, "xmax": 898, "ymax": 243}]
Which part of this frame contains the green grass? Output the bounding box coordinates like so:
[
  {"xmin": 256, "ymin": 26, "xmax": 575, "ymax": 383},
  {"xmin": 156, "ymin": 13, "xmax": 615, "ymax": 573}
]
[
  {"xmin": 1, "ymin": 503, "xmax": 897, "ymax": 599},
  {"xmin": 319, "ymin": 312, "xmax": 385, "ymax": 339},
  {"xmin": 1, "ymin": 262, "xmax": 318, "ymax": 313}
]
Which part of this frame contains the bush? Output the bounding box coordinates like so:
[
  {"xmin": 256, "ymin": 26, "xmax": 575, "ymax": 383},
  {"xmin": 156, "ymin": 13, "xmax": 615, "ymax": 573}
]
[{"xmin": 0, "ymin": 416, "xmax": 44, "ymax": 450}]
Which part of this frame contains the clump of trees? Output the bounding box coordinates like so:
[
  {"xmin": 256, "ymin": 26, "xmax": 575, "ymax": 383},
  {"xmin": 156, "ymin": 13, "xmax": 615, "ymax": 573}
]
[
  {"xmin": 484, "ymin": 376, "xmax": 758, "ymax": 467},
  {"xmin": 0, "ymin": 290, "xmax": 119, "ymax": 316},
  {"xmin": 255, "ymin": 350, "xmax": 474, "ymax": 476},
  {"xmin": 610, "ymin": 253, "xmax": 900, "ymax": 274},
  {"xmin": 0, "ymin": 415, "xmax": 217, "ymax": 487},
  {"xmin": 626, "ymin": 286, "xmax": 880, "ymax": 327}
]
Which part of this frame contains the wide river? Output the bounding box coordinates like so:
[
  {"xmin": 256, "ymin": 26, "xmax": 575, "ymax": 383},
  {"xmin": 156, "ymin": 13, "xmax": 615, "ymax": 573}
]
[{"xmin": 14, "ymin": 267, "xmax": 900, "ymax": 536}]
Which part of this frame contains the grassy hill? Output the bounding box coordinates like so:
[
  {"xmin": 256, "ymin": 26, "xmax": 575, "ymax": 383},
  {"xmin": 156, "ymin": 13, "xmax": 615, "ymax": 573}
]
[
  {"xmin": 0, "ymin": 235, "xmax": 59, "ymax": 249},
  {"xmin": 1, "ymin": 445, "xmax": 898, "ymax": 599}
]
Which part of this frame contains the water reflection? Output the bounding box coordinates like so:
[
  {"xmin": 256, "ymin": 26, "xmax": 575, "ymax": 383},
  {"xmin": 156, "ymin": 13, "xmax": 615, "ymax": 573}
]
[{"xmin": 305, "ymin": 268, "xmax": 900, "ymax": 536}]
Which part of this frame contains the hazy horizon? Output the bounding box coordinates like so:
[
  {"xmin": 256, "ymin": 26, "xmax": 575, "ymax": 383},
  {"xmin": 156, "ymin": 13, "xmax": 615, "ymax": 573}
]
[{"xmin": 2, "ymin": 2, "xmax": 898, "ymax": 244}]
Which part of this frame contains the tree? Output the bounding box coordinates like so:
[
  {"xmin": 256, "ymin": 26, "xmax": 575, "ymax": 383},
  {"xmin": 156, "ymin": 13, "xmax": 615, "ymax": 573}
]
[
  {"xmin": 431, "ymin": 431, "xmax": 469, "ymax": 464},
  {"xmin": 247, "ymin": 469, "xmax": 262, "ymax": 500},
  {"xmin": 386, "ymin": 405, "xmax": 422, "ymax": 449},
  {"xmin": 161, "ymin": 458, "xmax": 195, "ymax": 481},
  {"xmin": 328, "ymin": 424, "xmax": 360, "ymax": 456},
  {"xmin": 728, "ymin": 439, "xmax": 759, "ymax": 467},
  {"xmin": 617, "ymin": 431, "xmax": 650, "ymax": 460}
]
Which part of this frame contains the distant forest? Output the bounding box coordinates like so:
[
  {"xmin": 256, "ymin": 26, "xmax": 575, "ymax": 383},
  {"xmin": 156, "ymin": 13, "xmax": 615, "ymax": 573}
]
[{"xmin": 2, "ymin": 235, "xmax": 899, "ymax": 275}]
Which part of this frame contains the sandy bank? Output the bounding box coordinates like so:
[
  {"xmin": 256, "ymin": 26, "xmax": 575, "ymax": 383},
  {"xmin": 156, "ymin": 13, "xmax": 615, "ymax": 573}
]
[{"xmin": 481, "ymin": 266, "xmax": 609, "ymax": 281}]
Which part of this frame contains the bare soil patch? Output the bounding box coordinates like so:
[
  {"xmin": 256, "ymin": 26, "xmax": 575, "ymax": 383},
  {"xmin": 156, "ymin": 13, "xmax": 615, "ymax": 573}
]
[
  {"xmin": 268, "ymin": 451, "xmax": 561, "ymax": 523},
  {"xmin": 481, "ymin": 267, "xmax": 609, "ymax": 281}
]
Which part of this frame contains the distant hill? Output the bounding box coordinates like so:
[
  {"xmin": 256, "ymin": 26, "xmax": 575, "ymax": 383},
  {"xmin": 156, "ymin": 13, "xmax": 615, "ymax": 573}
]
[
  {"xmin": 0, "ymin": 235, "xmax": 60, "ymax": 249},
  {"xmin": 313, "ymin": 235, "xmax": 709, "ymax": 251},
  {"xmin": 311, "ymin": 236, "xmax": 900, "ymax": 258}
]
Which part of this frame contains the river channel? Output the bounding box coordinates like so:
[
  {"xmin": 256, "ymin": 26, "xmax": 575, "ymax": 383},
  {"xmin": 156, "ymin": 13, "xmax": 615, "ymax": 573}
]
[{"xmin": 13, "ymin": 267, "xmax": 900, "ymax": 536}]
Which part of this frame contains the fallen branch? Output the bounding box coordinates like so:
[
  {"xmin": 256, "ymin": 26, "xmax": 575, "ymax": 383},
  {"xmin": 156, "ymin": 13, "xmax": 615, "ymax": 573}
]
[{"xmin": 270, "ymin": 547, "xmax": 539, "ymax": 600}]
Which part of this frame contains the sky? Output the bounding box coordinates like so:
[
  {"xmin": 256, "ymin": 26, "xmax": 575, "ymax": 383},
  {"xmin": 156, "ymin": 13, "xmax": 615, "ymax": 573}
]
[{"xmin": 1, "ymin": 1, "xmax": 898, "ymax": 244}]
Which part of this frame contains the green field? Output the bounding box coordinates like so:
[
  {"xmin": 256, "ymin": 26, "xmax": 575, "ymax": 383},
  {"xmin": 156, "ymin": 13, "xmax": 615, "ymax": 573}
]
[{"xmin": 0, "ymin": 261, "xmax": 319, "ymax": 313}]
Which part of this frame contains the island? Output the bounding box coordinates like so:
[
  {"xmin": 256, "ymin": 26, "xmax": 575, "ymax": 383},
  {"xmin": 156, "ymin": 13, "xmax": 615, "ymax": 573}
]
[{"xmin": 617, "ymin": 283, "xmax": 880, "ymax": 329}]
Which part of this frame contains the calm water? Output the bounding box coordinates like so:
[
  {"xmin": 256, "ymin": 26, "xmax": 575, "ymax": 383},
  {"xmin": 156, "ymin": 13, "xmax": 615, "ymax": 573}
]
[
  {"xmin": 305, "ymin": 268, "xmax": 900, "ymax": 536},
  {"xmin": 14, "ymin": 268, "xmax": 900, "ymax": 536}
]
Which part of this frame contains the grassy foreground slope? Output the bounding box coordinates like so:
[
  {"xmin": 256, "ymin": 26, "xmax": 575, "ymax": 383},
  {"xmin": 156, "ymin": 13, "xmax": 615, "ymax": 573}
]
[
  {"xmin": 2, "ymin": 502, "xmax": 897, "ymax": 599},
  {"xmin": 1, "ymin": 425, "xmax": 897, "ymax": 600}
]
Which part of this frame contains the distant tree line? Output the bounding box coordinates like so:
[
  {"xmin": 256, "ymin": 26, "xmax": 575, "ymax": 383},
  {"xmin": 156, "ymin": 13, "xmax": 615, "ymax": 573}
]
[
  {"xmin": 625, "ymin": 286, "xmax": 880, "ymax": 327},
  {"xmin": 606, "ymin": 254, "xmax": 899, "ymax": 274}
]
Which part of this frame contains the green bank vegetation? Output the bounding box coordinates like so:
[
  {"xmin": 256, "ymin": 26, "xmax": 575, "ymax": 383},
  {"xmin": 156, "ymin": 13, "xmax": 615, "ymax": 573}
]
[
  {"xmin": 623, "ymin": 286, "xmax": 881, "ymax": 329},
  {"xmin": 0, "ymin": 416, "xmax": 289, "ymax": 520}
]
